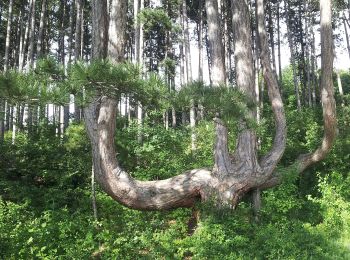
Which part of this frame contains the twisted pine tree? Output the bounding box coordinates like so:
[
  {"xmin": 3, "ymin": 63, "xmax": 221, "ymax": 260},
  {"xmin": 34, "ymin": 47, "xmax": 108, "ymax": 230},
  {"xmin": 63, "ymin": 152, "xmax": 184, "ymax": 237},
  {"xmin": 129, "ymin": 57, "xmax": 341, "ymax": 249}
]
[{"xmin": 83, "ymin": 0, "xmax": 336, "ymax": 210}]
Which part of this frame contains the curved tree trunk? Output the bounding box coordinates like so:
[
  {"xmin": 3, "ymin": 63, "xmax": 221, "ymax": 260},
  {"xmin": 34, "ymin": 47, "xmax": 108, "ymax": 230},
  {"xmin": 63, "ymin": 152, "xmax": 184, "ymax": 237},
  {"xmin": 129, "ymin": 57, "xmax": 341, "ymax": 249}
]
[
  {"xmin": 260, "ymin": 0, "xmax": 336, "ymax": 189},
  {"xmin": 297, "ymin": 0, "xmax": 336, "ymax": 172},
  {"xmin": 83, "ymin": 0, "xmax": 333, "ymax": 211}
]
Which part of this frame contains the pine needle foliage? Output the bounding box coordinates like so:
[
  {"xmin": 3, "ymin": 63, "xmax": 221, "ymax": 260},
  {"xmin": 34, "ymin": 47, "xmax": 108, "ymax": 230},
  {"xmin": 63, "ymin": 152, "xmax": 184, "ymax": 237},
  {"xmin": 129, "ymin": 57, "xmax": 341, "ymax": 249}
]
[
  {"xmin": 0, "ymin": 58, "xmax": 258, "ymax": 127},
  {"xmin": 175, "ymin": 81, "xmax": 258, "ymax": 127}
]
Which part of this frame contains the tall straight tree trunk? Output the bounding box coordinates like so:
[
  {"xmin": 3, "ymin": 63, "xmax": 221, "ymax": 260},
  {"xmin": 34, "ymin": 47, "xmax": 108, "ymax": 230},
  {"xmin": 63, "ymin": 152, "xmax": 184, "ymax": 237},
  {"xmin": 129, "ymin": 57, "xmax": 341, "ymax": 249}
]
[
  {"xmin": 80, "ymin": 1, "xmax": 84, "ymax": 59},
  {"xmin": 74, "ymin": 0, "xmax": 83, "ymax": 123},
  {"xmin": 343, "ymin": 15, "xmax": 350, "ymax": 62},
  {"xmin": 19, "ymin": 0, "xmax": 33, "ymax": 71},
  {"xmin": 183, "ymin": 0, "xmax": 192, "ymax": 83},
  {"xmin": 205, "ymin": 0, "xmax": 226, "ymax": 85},
  {"xmin": 298, "ymin": 3, "xmax": 307, "ymax": 105},
  {"xmin": 182, "ymin": 0, "xmax": 195, "ymax": 149},
  {"xmin": 254, "ymin": 0, "xmax": 261, "ymax": 124},
  {"xmin": 267, "ymin": 2, "xmax": 276, "ymax": 73},
  {"xmin": 198, "ymin": 0, "xmax": 203, "ymax": 82},
  {"xmin": 197, "ymin": 0, "xmax": 204, "ymax": 121},
  {"xmin": 2, "ymin": 0, "xmax": 14, "ymax": 141},
  {"xmin": 12, "ymin": 105, "xmax": 19, "ymax": 144},
  {"xmin": 223, "ymin": 0, "xmax": 231, "ymax": 85},
  {"xmin": 285, "ymin": 1, "xmax": 301, "ymax": 111},
  {"xmin": 17, "ymin": 5, "xmax": 25, "ymax": 69},
  {"xmin": 135, "ymin": 0, "xmax": 144, "ymax": 139},
  {"xmin": 4, "ymin": 0, "xmax": 14, "ymax": 72},
  {"xmin": 75, "ymin": 0, "xmax": 82, "ymax": 59},
  {"xmin": 68, "ymin": 1, "xmax": 75, "ymax": 63},
  {"xmin": 27, "ymin": 0, "xmax": 37, "ymax": 69},
  {"xmin": 311, "ymin": 21, "xmax": 317, "ymax": 106},
  {"xmin": 1, "ymin": 0, "xmax": 14, "ymax": 140},
  {"xmin": 58, "ymin": 0, "xmax": 70, "ymax": 132},
  {"xmin": 336, "ymin": 70, "xmax": 344, "ymax": 106},
  {"xmin": 277, "ymin": 0, "xmax": 282, "ymax": 85},
  {"xmin": 0, "ymin": 100, "xmax": 4, "ymax": 142},
  {"xmin": 36, "ymin": 0, "xmax": 47, "ymax": 58},
  {"xmin": 13, "ymin": 11, "xmax": 22, "ymax": 68},
  {"xmin": 304, "ymin": 0, "xmax": 311, "ymax": 106},
  {"xmin": 59, "ymin": 0, "xmax": 66, "ymax": 66},
  {"xmin": 0, "ymin": 5, "xmax": 2, "ymax": 69}
]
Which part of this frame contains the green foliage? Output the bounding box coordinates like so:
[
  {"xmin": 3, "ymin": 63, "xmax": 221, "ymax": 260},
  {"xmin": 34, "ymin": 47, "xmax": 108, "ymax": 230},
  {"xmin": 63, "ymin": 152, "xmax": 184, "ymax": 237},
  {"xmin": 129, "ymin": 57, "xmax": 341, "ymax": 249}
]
[
  {"xmin": 175, "ymin": 81, "xmax": 257, "ymax": 128},
  {"xmin": 138, "ymin": 8, "xmax": 173, "ymax": 33},
  {"xmin": 1, "ymin": 65, "xmax": 350, "ymax": 259},
  {"xmin": 0, "ymin": 58, "xmax": 69, "ymax": 106}
]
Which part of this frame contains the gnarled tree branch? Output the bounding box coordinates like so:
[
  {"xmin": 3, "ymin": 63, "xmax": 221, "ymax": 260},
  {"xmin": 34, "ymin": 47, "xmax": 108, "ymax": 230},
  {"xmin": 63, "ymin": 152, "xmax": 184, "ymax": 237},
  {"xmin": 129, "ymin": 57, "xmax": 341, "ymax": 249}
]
[
  {"xmin": 256, "ymin": 0, "xmax": 287, "ymax": 179},
  {"xmin": 259, "ymin": 0, "xmax": 336, "ymax": 189}
]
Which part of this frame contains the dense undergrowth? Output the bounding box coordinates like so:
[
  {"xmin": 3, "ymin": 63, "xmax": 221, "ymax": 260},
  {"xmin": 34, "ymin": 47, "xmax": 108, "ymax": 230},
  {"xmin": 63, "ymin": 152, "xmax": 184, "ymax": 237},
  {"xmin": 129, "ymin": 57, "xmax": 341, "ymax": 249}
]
[{"xmin": 1, "ymin": 93, "xmax": 350, "ymax": 259}]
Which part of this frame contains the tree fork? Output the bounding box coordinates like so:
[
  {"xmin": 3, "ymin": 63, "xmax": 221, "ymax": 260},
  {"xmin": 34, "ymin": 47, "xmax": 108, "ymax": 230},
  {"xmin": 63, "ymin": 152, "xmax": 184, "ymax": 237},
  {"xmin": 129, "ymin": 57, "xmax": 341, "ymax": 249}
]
[{"xmin": 84, "ymin": 0, "xmax": 336, "ymax": 211}]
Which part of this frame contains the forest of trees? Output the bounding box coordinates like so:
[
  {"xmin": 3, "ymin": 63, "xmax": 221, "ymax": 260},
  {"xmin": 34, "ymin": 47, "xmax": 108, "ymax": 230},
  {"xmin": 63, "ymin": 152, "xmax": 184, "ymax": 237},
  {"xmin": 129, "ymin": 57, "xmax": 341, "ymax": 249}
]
[{"xmin": 0, "ymin": 0, "xmax": 350, "ymax": 258}]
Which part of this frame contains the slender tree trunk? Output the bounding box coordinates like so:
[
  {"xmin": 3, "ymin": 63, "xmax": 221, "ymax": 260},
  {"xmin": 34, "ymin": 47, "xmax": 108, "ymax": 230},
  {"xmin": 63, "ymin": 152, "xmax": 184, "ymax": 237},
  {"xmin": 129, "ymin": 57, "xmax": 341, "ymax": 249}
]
[
  {"xmin": 0, "ymin": 100, "xmax": 5, "ymax": 142},
  {"xmin": 27, "ymin": 0, "xmax": 37, "ymax": 69},
  {"xmin": 277, "ymin": 1, "xmax": 282, "ymax": 85},
  {"xmin": 74, "ymin": 0, "xmax": 83, "ymax": 122},
  {"xmin": 75, "ymin": 0, "xmax": 82, "ymax": 59},
  {"xmin": 91, "ymin": 162, "xmax": 98, "ymax": 221},
  {"xmin": 343, "ymin": 15, "xmax": 350, "ymax": 62},
  {"xmin": 17, "ymin": 6, "xmax": 25, "ymax": 69},
  {"xmin": 304, "ymin": 0, "xmax": 311, "ymax": 106},
  {"xmin": 267, "ymin": 2, "xmax": 276, "ymax": 73},
  {"xmin": 68, "ymin": 1, "xmax": 75, "ymax": 63},
  {"xmin": 19, "ymin": 0, "xmax": 33, "ymax": 71},
  {"xmin": 9, "ymin": 106, "xmax": 13, "ymax": 132},
  {"xmin": 285, "ymin": 1, "xmax": 301, "ymax": 111},
  {"xmin": 337, "ymin": 70, "xmax": 344, "ymax": 106},
  {"xmin": 12, "ymin": 105, "xmax": 18, "ymax": 144},
  {"xmin": 182, "ymin": 0, "xmax": 195, "ymax": 149},
  {"xmin": 183, "ymin": 0, "xmax": 192, "ymax": 83},
  {"xmin": 311, "ymin": 21, "xmax": 317, "ymax": 106},
  {"xmin": 254, "ymin": 1, "xmax": 261, "ymax": 124},
  {"xmin": 172, "ymin": 107, "xmax": 176, "ymax": 128},
  {"xmin": 2, "ymin": 0, "xmax": 14, "ymax": 140},
  {"xmin": 13, "ymin": 12, "xmax": 22, "ymax": 68},
  {"xmin": 4, "ymin": 0, "xmax": 14, "ymax": 72},
  {"xmin": 0, "ymin": 5, "xmax": 2, "ymax": 69},
  {"xmin": 36, "ymin": 0, "xmax": 47, "ymax": 58},
  {"xmin": 136, "ymin": 0, "xmax": 144, "ymax": 140},
  {"xmin": 298, "ymin": 3, "xmax": 307, "ymax": 105},
  {"xmin": 198, "ymin": 0, "xmax": 203, "ymax": 82},
  {"xmin": 80, "ymin": 1, "xmax": 84, "ymax": 59}
]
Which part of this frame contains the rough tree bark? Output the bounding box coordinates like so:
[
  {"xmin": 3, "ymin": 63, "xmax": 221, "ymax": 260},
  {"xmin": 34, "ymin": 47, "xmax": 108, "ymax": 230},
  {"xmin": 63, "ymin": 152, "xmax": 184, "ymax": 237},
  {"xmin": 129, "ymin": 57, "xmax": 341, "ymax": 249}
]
[
  {"xmin": 83, "ymin": 0, "xmax": 335, "ymax": 211},
  {"xmin": 4, "ymin": 0, "xmax": 14, "ymax": 72},
  {"xmin": 36, "ymin": 0, "xmax": 47, "ymax": 58},
  {"xmin": 205, "ymin": 0, "xmax": 226, "ymax": 85},
  {"xmin": 26, "ymin": 0, "xmax": 36, "ymax": 69},
  {"xmin": 259, "ymin": 0, "xmax": 336, "ymax": 189}
]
